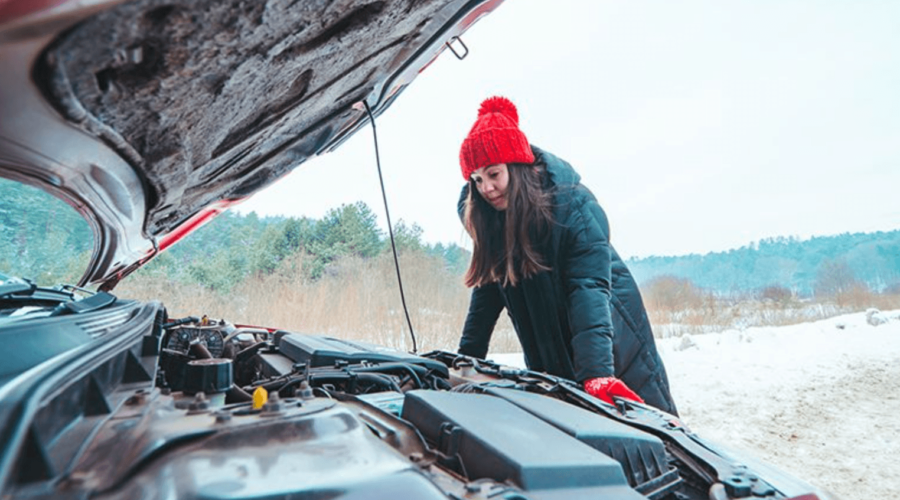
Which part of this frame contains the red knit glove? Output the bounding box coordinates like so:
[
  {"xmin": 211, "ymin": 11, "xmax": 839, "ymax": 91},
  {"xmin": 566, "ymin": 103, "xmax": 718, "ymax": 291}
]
[{"xmin": 583, "ymin": 377, "xmax": 645, "ymax": 405}]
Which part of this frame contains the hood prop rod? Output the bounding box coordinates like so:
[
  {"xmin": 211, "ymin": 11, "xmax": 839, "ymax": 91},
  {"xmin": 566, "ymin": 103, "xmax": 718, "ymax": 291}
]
[{"xmin": 363, "ymin": 100, "xmax": 418, "ymax": 354}]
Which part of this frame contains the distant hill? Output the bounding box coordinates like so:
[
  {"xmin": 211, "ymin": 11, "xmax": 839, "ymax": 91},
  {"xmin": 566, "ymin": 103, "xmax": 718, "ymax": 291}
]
[{"xmin": 626, "ymin": 230, "xmax": 900, "ymax": 295}]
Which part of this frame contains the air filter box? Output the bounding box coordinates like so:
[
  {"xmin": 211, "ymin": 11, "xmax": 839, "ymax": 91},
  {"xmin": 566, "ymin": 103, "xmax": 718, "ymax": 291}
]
[
  {"xmin": 401, "ymin": 390, "xmax": 645, "ymax": 498},
  {"xmin": 484, "ymin": 387, "xmax": 677, "ymax": 494}
]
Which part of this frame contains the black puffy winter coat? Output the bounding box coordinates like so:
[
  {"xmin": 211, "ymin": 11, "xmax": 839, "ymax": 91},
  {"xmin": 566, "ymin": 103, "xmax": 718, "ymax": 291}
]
[{"xmin": 457, "ymin": 147, "xmax": 678, "ymax": 415}]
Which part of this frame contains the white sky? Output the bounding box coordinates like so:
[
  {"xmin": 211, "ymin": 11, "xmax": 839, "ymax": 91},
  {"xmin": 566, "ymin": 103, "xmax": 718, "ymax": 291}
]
[{"xmin": 236, "ymin": 0, "xmax": 900, "ymax": 258}]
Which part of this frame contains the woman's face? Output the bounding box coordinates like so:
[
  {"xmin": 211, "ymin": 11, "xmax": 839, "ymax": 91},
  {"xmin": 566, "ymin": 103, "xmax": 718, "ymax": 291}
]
[{"xmin": 471, "ymin": 163, "xmax": 510, "ymax": 210}]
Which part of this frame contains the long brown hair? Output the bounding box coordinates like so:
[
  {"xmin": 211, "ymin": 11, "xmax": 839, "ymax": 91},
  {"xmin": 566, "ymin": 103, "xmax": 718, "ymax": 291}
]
[{"xmin": 463, "ymin": 159, "xmax": 554, "ymax": 287}]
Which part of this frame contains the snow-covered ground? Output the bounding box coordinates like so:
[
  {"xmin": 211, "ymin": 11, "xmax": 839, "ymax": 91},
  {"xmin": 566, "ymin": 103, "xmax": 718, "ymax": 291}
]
[{"xmin": 490, "ymin": 310, "xmax": 900, "ymax": 500}]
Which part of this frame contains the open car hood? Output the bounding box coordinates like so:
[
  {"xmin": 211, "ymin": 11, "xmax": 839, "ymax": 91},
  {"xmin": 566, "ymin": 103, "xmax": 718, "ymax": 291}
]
[{"xmin": 0, "ymin": 0, "xmax": 501, "ymax": 290}]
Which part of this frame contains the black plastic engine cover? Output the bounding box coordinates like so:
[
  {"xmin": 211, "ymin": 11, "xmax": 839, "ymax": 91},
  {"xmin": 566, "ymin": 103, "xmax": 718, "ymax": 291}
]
[
  {"xmin": 277, "ymin": 333, "xmax": 448, "ymax": 376},
  {"xmin": 402, "ymin": 391, "xmax": 646, "ymax": 498},
  {"xmin": 484, "ymin": 388, "xmax": 677, "ymax": 491}
]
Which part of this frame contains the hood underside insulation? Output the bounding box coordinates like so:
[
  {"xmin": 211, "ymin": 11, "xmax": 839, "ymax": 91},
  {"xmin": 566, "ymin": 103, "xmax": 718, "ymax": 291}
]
[{"xmin": 37, "ymin": 0, "xmax": 458, "ymax": 235}]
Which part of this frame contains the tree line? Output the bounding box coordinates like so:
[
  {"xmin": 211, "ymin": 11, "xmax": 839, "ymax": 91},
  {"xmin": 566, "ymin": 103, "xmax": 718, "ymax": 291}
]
[
  {"xmin": 139, "ymin": 202, "xmax": 471, "ymax": 291},
  {"xmin": 627, "ymin": 231, "xmax": 900, "ymax": 297},
  {"xmin": 3, "ymin": 175, "xmax": 898, "ymax": 301}
]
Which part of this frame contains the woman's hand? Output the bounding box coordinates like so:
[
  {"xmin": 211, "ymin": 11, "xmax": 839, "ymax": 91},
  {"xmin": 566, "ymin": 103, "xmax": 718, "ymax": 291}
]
[{"xmin": 583, "ymin": 377, "xmax": 644, "ymax": 405}]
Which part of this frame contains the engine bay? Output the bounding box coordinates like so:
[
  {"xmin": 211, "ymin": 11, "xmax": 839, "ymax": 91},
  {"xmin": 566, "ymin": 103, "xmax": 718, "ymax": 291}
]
[
  {"xmin": 142, "ymin": 314, "xmax": 785, "ymax": 500},
  {"xmin": 158, "ymin": 316, "xmax": 454, "ymax": 403}
]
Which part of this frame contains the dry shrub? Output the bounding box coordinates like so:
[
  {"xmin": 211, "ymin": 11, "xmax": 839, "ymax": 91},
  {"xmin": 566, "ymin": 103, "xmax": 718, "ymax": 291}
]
[
  {"xmin": 642, "ymin": 275, "xmax": 725, "ymax": 336},
  {"xmin": 638, "ymin": 276, "xmax": 900, "ymax": 337},
  {"xmin": 642, "ymin": 282, "xmax": 900, "ymax": 338},
  {"xmin": 872, "ymin": 292, "xmax": 900, "ymax": 310},
  {"xmin": 643, "ymin": 275, "xmax": 707, "ymax": 311},
  {"xmin": 808, "ymin": 281, "xmax": 900, "ymax": 311},
  {"xmin": 833, "ymin": 283, "xmax": 871, "ymax": 309},
  {"xmin": 758, "ymin": 285, "xmax": 794, "ymax": 306}
]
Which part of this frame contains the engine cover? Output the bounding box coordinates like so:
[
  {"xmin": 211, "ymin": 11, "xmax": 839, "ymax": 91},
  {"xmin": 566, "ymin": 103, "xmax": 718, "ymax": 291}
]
[{"xmin": 401, "ymin": 390, "xmax": 646, "ymax": 498}]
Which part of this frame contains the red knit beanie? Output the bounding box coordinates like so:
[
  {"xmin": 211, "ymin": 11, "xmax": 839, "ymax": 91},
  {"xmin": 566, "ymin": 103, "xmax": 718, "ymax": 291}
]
[{"xmin": 459, "ymin": 96, "xmax": 535, "ymax": 180}]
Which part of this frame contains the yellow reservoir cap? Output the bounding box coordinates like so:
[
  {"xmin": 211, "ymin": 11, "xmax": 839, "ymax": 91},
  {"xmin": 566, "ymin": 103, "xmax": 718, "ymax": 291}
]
[{"xmin": 252, "ymin": 386, "xmax": 268, "ymax": 410}]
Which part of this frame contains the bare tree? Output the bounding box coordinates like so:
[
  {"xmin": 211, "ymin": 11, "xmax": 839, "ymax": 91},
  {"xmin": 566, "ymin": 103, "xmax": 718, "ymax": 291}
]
[{"xmin": 814, "ymin": 258, "xmax": 869, "ymax": 307}]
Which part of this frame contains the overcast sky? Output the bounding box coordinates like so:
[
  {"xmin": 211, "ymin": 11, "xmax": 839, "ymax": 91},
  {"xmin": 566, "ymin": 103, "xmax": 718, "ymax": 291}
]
[{"xmin": 236, "ymin": 0, "xmax": 900, "ymax": 258}]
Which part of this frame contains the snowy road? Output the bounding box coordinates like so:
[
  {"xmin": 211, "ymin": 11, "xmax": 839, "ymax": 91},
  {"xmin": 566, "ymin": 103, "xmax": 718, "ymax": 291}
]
[{"xmin": 658, "ymin": 310, "xmax": 900, "ymax": 500}]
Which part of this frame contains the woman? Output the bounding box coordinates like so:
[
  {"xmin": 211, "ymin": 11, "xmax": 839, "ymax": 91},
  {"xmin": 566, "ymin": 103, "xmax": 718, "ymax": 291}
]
[{"xmin": 456, "ymin": 96, "xmax": 678, "ymax": 415}]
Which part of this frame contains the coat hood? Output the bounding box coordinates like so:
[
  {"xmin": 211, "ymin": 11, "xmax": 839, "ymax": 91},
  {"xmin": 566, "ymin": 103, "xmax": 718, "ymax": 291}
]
[{"xmin": 533, "ymin": 146, "xmax": 582, "ymax": 190}]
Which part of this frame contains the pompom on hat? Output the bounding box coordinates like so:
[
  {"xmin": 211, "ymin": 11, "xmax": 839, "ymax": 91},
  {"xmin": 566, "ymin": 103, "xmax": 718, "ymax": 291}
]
[{"xmin": 459, "ymin": 96, "xmax": 535, "ymax": 180}]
